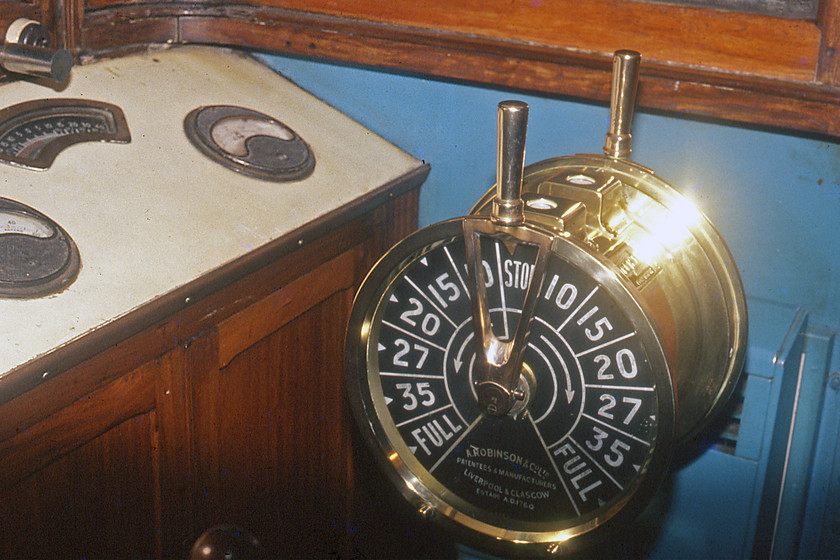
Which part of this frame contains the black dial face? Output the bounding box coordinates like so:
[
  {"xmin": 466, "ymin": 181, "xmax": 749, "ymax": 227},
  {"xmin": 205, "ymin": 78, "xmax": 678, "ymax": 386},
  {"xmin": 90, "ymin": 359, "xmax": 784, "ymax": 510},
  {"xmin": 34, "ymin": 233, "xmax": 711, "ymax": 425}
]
[{"xmin": 349, "ymin": 219, "xmax": 674, "ymax": 547}]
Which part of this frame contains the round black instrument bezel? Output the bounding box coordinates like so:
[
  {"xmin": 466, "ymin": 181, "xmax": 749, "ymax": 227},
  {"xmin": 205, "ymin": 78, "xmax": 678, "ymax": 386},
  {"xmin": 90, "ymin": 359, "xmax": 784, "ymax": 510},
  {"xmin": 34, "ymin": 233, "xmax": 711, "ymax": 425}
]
[
  {"xmin": 345, "ymin": 217, "xmax": 676, "ymax": 557},
  {"xmin": 0, "ymin": 197, "xmax": 80, "ymax": 299}
]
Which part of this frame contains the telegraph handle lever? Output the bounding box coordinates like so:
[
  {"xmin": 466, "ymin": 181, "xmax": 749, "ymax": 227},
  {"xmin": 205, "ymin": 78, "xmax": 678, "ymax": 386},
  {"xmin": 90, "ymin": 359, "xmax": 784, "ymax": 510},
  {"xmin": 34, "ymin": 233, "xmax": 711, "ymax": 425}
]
[
  {"xmin": 492, "ymin": 100, "xmax": 528, "ymax": 226},
  {"xmin": 603, "ymin": 50, "xmax": 641, "ymax": 159},
  {"xmin": 471, "ymin": 100, "xmax": 536, "ymax": 417}
]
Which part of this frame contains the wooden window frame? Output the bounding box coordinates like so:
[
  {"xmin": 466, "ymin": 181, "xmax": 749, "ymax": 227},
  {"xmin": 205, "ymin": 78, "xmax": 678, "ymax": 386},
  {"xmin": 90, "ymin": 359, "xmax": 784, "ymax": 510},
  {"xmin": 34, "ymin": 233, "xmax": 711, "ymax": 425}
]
[{"xmin": 7, "ymin": 0, "xmax": 840, "ymax": 137}]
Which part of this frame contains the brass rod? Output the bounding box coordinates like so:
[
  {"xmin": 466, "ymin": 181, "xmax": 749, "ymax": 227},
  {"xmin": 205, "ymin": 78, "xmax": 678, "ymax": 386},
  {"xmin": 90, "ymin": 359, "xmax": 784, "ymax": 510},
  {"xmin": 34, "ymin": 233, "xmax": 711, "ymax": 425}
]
[
  {"xmin": 603, "ymin": 50, "xmax": 641, "ymax": 159},
  {"xmin": 493, "ymin": 100, "xmax": 528, "ymax": 225}
]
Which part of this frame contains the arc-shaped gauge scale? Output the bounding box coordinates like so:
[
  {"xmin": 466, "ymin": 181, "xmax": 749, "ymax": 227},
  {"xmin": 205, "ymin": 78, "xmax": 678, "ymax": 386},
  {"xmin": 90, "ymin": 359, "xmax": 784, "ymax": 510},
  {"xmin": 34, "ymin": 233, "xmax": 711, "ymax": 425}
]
[{"xmin": 0, "ymin": 99, "xmax": 130, "ymax": 170}]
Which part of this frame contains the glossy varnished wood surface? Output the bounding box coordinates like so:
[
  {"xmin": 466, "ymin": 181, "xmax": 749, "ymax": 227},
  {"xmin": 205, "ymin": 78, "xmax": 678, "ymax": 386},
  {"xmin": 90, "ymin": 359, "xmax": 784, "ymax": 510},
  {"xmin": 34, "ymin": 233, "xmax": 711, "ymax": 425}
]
[
  {"xmin": 46, "ymin": 0, "xmax": 840, "ymax": 139},
  {"xmin": 1, "ymin": 1, "xmax": 838, "ymax": 135},
  {"xmin": 240, "ymin": 0, "xmax": 822, "ymax": 81},
  {"xmin": 818, "ymin": 0, "xmax": 840, "ymax": 85}
]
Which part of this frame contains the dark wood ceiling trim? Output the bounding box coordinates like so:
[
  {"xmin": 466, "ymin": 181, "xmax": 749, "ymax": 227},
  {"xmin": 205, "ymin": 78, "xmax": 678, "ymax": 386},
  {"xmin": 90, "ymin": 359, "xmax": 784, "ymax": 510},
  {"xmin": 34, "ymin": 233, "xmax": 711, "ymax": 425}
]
[{"xmin": 77, "ymin": 5, "xmax": 840, "ymax": 138}]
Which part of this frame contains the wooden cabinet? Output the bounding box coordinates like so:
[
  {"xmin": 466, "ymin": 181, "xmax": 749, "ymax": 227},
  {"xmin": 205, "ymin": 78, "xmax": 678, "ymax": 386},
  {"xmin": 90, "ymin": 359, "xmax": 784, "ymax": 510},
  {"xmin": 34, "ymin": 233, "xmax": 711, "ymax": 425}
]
[{"xmin": 0, "ymin": 181, "xmax": 455, "ymax": 559}]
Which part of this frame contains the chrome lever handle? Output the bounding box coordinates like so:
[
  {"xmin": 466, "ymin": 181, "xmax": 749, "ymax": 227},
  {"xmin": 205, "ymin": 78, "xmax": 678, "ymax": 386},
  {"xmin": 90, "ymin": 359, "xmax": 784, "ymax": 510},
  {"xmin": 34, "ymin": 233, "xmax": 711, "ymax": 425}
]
[{"xmin": 1, "ymin": 19, "xmax": 72, "ymax": 83}]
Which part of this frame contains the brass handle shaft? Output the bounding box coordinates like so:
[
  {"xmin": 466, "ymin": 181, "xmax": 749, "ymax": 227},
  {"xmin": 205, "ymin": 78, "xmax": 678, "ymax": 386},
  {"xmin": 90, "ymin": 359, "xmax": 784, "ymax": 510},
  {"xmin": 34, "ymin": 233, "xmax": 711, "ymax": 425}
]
[
  {"xmin": 603, "ymin": 50, "xmax": 641, "ymax": 159},
  {"xmin": 493, "ymin": 100, "xmax": 528, "ymax": 226}
]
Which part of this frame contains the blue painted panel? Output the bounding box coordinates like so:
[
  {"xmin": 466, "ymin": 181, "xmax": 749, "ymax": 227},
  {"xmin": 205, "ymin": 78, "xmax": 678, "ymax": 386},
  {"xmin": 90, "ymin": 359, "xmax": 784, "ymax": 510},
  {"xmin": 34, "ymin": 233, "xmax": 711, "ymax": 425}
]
[
  {"xmin": 800, "ymin": 368, "xmax": 840, "ymax": 557},
  {"xmin": 647, "ymin": 451, "xmax": 758, "ymax": 559},
  {"xmin": 771, "ymin": 328, "xmax": 834, "ymax": 558},
  {"xmin": 745, "ymin": 309, "xmax": 807, "ymax": 558},
  {"xmin": 738, "ymin": 376, "xmax": 772, "ymax": 462},
  {"xmin": 255, "ymin": 53, "xmax": 840, "ymax": 335},
  {"xmin": 743, "ymin": 298, "xmax": 802, "ymax": 379},
  {"xmin": 738, "ymin": 299, "xmax": 802, "ymax": 463}
]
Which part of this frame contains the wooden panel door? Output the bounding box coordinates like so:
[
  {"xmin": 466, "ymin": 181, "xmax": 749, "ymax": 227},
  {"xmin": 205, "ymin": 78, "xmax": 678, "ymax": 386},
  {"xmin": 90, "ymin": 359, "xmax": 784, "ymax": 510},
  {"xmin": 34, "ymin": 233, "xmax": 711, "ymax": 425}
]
[
  {"xmin": 0, "ymin": 348, "xmax": 183, "ymax": 558},
  {"xmin": 0, "ymin": 187, "xmax": 428, "ymax": 558},
  {"xmin": 188, "ymin": 250, "xmax": 358, "ymax": 556}
]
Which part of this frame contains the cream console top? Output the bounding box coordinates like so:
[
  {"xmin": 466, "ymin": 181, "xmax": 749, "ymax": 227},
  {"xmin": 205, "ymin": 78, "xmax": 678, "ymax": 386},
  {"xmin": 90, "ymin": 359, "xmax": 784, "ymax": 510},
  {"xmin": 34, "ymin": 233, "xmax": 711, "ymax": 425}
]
[{"xmin": 0, "ymin": 45, "xmax": 423, "ymax": 384}]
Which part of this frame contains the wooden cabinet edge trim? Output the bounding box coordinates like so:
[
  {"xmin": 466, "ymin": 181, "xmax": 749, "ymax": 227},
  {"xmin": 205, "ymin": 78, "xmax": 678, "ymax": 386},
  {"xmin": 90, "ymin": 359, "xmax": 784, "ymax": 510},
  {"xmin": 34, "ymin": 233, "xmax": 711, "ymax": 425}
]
[
  {"xmin": 817, "ymin": 0, "xmax": 840, "ymax": 85},
  {"xmin": 216, "ymin": 249, "xmax": 357, "ymax": 368},
  {"xmin": 80, "ymin": 2, "xmax": 820, "ymax": 80},
  {"xmin": 74, "ymin": 7, "xmax": 840, "ymax": 137},
  {"xmin": 174, "ymin": 12, "xmax": 836, "ymax": 137},
  {"xmin": 173, "ymin": 16, "xmax": 840, "ymax": 139},
  {"xmin": 80, "ymin": 6, "xmax": 828, "ymax": 92}
]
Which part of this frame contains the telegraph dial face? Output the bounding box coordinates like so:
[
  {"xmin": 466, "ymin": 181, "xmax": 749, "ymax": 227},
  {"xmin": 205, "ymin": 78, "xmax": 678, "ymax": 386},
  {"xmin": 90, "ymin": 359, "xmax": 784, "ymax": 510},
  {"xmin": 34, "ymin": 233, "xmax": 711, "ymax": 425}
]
[{"xmin": 346, "ymin": 218, "xmax": 675, "ymax": 556}]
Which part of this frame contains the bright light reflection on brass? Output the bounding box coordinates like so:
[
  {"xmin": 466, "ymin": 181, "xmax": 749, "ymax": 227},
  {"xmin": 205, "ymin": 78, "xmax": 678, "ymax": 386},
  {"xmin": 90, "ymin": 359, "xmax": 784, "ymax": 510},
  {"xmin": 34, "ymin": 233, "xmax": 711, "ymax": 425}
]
[
  {"xmin": 625, "ymin": 195, "xmax": 702, "ymax": 265},
  {"xmin": 471, "ymin": 154, "xmax": 747, "ymax": 442}
]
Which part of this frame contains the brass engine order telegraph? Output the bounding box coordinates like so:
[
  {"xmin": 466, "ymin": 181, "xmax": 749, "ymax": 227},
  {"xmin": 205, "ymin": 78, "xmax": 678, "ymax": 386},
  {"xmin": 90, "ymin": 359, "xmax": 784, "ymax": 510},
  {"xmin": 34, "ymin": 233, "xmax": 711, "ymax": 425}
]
[{"xmin": 345, "ymin": 51, "xmax": 747, "ymax": 557}]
